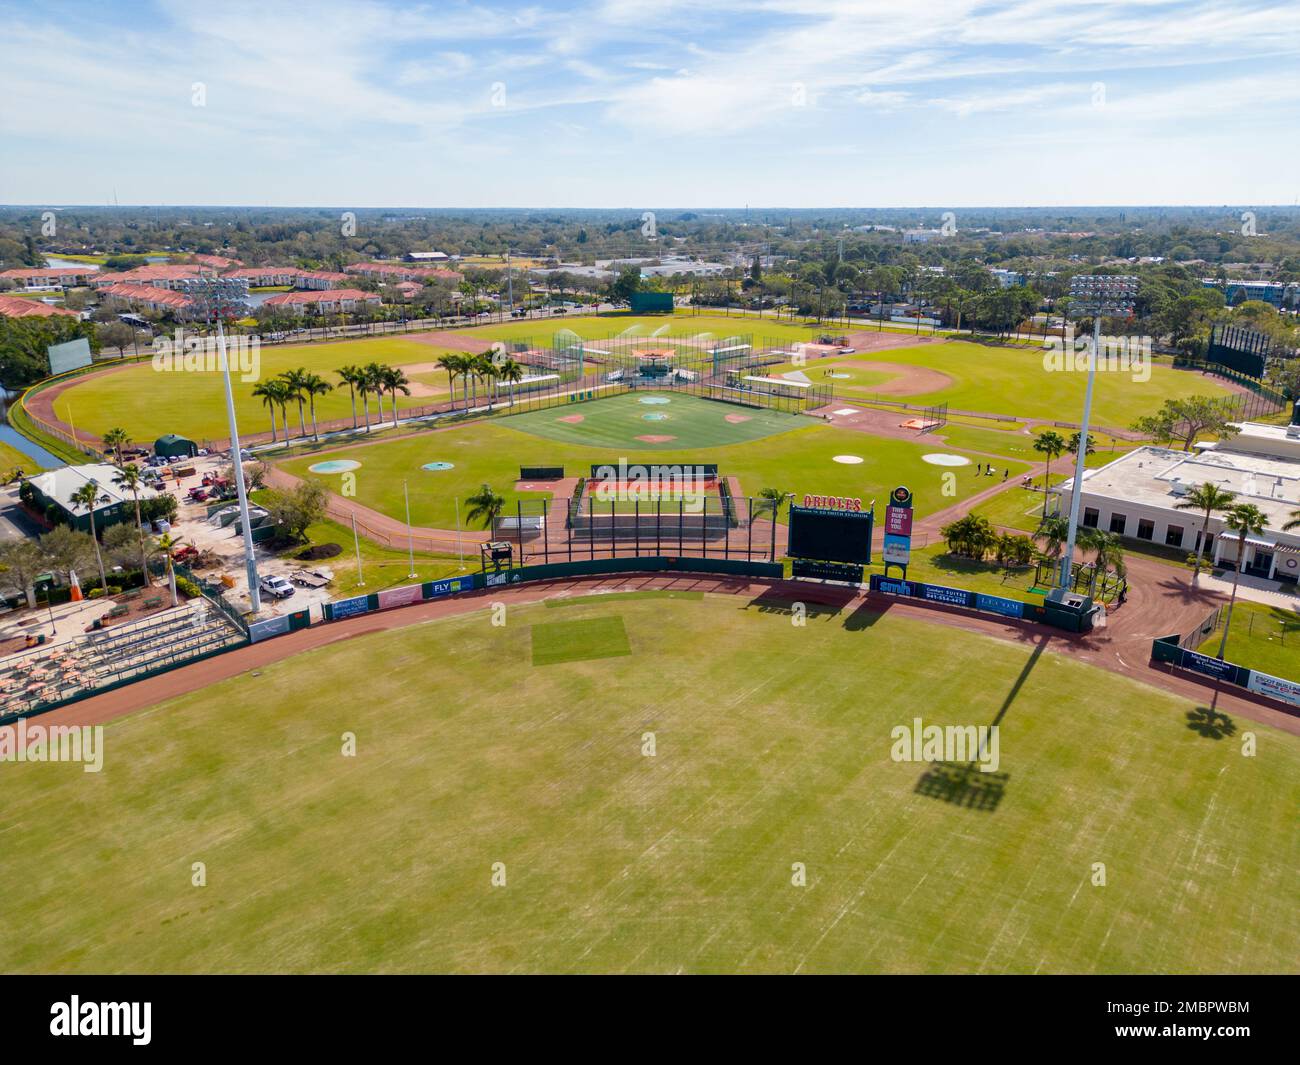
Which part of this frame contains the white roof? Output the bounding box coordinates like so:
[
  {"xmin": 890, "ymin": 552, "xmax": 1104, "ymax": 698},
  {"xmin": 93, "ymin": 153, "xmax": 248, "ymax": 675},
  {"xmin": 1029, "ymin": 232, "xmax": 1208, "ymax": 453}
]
[
  {"xmin": 1060, "ymin": 442, "xmax": 1300, "ymax": 539},
  {"xmin": 27, "ymin": 463, "xmax": 158, "ymax": 511}
]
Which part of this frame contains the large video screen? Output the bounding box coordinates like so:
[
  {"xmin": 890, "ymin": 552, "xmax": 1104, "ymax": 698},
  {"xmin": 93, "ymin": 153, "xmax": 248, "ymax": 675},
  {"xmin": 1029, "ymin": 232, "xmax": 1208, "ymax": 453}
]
[{"xmin": 787, "ymin": 506, "xmax": 874, "ymax": 564}]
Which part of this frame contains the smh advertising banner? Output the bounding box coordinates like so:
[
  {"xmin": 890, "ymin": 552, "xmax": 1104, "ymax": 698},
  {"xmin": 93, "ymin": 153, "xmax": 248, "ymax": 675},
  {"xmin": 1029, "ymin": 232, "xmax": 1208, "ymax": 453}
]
[{"xmin": 869, "ymin": 575, "xmax": 1025, "ymax": 620}]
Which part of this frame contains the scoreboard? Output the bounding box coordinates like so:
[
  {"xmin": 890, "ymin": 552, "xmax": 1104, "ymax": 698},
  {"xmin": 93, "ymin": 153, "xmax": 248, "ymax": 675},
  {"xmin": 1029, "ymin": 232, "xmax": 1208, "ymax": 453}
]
[{"xmin": 787, "ymin": 498, "xmax": 874, "ymax": 565}]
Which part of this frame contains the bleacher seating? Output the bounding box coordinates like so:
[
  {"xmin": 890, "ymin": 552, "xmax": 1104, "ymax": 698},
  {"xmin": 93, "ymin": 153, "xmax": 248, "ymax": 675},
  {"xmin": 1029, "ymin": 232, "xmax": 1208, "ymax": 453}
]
[{"xmin": 0, "ymin": 600, "xmax": 247, "ymax": 720}]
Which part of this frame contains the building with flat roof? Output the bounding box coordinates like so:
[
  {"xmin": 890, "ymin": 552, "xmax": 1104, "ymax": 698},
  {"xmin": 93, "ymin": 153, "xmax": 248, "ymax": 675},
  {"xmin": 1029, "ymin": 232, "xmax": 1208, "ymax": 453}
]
[
  {"xmin": 1054, "ymin": 422, "xmax": 1300, "ymax": 584},
  {"xmin": 1200, "ymin": 278, "xmax": 1300, "ymax": 309},
  {"xmin": 25, "ymin": 463, "xmax": 159, "ymax": 533}
]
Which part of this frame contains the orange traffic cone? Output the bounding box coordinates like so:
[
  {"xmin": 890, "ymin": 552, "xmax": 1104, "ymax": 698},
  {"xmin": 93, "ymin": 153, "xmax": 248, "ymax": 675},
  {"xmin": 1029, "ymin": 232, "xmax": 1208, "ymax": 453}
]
[{"xmin": 69, "ymin": 569, "xmax": 83, "ymax": 602}]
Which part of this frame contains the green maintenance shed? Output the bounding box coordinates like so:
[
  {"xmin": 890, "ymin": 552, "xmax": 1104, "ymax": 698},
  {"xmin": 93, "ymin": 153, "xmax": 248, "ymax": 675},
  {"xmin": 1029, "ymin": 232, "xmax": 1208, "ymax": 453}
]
[{"xmin": 154, "ymin": 434, "xmax": 198, "ymax": 459}]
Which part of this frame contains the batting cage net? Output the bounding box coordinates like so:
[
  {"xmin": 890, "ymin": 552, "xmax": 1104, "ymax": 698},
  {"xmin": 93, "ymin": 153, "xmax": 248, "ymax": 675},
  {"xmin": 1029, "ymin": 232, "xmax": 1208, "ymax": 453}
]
[{"xmin": 489, "ymin": 491, "xmax": 780, "ymax": 563}]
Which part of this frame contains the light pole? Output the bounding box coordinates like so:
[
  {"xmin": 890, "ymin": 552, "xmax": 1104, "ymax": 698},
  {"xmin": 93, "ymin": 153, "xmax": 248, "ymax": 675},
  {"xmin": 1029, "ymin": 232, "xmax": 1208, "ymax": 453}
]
[
  {"xmin": 1057, "ymin": 274, "xmax": 1138, "ymax": 590},
  {"xmin": 404, "ymin": 478, "xmax": 417, "ymax": 579},
  {"xmin": 351, "ymin": 511, "xmax": 365, "ymax": 586},
  {"xmin": 196, "ymin": 273, "xmax": 262, "ymax": 613}
]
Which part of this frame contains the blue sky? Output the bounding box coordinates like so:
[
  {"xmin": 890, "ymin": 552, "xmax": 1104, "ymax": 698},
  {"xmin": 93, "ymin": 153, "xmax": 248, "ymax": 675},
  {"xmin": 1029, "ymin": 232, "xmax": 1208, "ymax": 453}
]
[{"xmin": 3, "ymin": 0, "xmax": 1299, "ymax": 207}]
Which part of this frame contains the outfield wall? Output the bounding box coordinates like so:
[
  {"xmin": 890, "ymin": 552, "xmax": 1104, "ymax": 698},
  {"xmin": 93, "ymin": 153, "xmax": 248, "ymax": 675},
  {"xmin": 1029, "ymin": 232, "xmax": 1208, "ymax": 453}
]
[
  {"xmin": 1150, "ymin": 634, "xmax": 1300, "ymax": 710},
  {"xmin": 321, "ymin": 558, "xmax": 782, "ymax": 621}
]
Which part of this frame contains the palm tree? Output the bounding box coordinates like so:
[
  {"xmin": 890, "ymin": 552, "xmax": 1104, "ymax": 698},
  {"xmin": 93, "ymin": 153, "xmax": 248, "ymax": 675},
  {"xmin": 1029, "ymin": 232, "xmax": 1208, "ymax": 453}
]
[
  {"xmin": 1032, "ymin": 430, "xmax": 1068, "ymax": 520},
  {"xmin": 280, "ymin": 368, "xmax": 310, "ymax": 438},
  {"xmin": 155, "ymin": 530, "xmax": 186, "ymax": 606},
  {"xmin": 252, "ymin": 379, "xmax": 285, "ymax": 442},
  {"xmin": 1216, "ymin": 502, "xmax": 1270, "ymax": 659},
  {"xmin": 436, "ymin": 355, "xmax": 462, "ymax": 407},
  {"xmin": 102, "ymin": 426, "xmax": 130, "ymax": 466},
  {"xmin": 336, "ymin": 364, "xmax": 364, "ymax": 429},
  {"xmin": 112, "ymin": 463, "xmax": 152, "ymax": 586},
  {"xmin": 1085, "ymin": 528, "xmax": 1125, "ymax": 596},
  {"xmin": 358, "ymin": 363, "xmax": 383, "ymax": 432},
  {"xmin": 464, "ymin": 354, "xmax": 485, "ymax": 408},
  {"xmin": 1034, "ymin": 513, "xmax": 1071, "ymax": 559},
  {"xmin": 497, "ymin": 357, "xmax": 525, "ymax": 404},
  {"xmin": 380, "ymin": 366, "xmax": 411, "ymax": 426},
  {"xmin": 465, "ymin": 483, "xmax": 505, "ymax": 529},
  {"xmin": 70, "ymin": 480, "xmax": 108, "ymax": 593},
  {"xmin": 1067, "ymin": 431, "xmax": 1095, "ymax": 459},
  {"xmin": 302, "ymin": 372, "xmax": 331, "ymax": 440},
  {"xmin": 479, "ymin": 358, "xmax": 500, "ymax": 410},
  {"xmin": 757, "ymin": 487, "xmax": 792, "ymax": 520},
  {"xmin": 1175, "ymin": 481, "xmax": 1237, "ymax": 581}
]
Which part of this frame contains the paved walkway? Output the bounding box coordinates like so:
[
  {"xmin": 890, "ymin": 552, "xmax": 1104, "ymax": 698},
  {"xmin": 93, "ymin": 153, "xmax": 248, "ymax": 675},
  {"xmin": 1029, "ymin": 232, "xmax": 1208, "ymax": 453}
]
[{"xmin": 1195, "ymin": 571, "xmax": 1300, "ymax": 611}]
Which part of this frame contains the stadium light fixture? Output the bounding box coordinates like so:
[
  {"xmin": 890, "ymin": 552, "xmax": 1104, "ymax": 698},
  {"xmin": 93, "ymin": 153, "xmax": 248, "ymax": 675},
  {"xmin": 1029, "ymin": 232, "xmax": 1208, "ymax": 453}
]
[
  {"xmin": 1058, "ymin": 274, "xmax": 1139, "ymax": 590},
  {"xmin": 193, "ymin": 272, "xmax": 262, "ymax": 614}
]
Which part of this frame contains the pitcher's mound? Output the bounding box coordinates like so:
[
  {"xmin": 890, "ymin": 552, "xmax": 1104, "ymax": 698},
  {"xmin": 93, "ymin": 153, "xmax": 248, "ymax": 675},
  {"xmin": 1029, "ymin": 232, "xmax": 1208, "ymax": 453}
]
[
  {"xmin": 635, "ymin": 434, "xmax": 677, "ymax": 444},
  {"xmin": 724, "ymin": 414, "xmax": 752, "ymax": 424},
  {"xmin": 557, "ymin": 414, "xmax": 585, "ymax": 424}
]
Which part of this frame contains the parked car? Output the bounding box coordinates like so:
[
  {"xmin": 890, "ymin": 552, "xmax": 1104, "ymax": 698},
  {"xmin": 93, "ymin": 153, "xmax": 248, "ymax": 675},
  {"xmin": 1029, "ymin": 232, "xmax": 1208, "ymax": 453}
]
[{"xmin": 259, "ymin": 575, "xmax": 296, "ymax": 600}]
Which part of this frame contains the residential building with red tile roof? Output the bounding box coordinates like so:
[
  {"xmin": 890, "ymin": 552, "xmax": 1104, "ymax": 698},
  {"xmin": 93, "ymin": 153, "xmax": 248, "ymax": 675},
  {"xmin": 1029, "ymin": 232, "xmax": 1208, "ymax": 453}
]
[
  {"xmin": 221, "ymin": 266, "xmax": 302, "ymax": 287},
  {"xmin": 0, "ymin": 266, "xmax": 99, "ymax": 288},
  {"xmin": 295, "ymin": 270, "xmax": 350, "ymax": 290},
  {"xmin": 100, "ymin": 283, "xmax": 198, "ymax": 317},
  {"xmin": 191, "ymin": 254, "xmax": 242, "ymax": 269},
  {"xmin": 0, "ymin": 294, "xmax": 80, "ymax": 318},
  {"xmin": 90, "ymin": 264, "xmax": 206, "ymax": 289},
  {"xmin": 262, "ymin": 289, "xmax": 381, "ymax": 313},
  {"xmin": 345, "ymin": 262, "xmax": 463, "ymax": 283}
]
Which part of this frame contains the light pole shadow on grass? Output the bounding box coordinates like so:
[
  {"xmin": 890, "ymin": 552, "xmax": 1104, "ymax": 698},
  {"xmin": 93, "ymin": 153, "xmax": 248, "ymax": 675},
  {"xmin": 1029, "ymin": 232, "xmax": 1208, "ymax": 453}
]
[
  {"xmin": 915, "ymin": 762, "xmax": 1010, "ymax": 812},
  {"xmin": 1186, "ymin": 703, "xmax": 1237, "ymax": 740},
  {"xmin": 913, "ymin": 634, "xmax": 1049, "ymax": 812}
]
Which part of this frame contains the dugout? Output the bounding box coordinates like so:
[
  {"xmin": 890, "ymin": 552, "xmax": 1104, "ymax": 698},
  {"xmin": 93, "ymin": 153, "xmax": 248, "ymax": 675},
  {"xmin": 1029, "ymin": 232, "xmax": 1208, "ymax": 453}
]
[{"xmin": 155, "ymin": 433, "xmax": 199, "ymax": 459}]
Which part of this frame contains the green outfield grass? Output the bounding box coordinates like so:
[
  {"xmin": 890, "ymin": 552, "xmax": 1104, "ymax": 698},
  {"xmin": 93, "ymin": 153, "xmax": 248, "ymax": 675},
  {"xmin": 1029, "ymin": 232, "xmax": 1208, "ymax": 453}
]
[
  {"xmin": 506, "ymin": 391, "xmax": 802, "ymax": 449},
  {"xmin": 452, "ymin": 312, "xmax": 840, "ymax": 348},
  {"xmin": 1, "ymin": 596, "xmax": 1294, "ymax": 974},
  {"xmin": 278, "ymin": 408, "xmax": 1029, "ymax": 530},
  {"xmin": 45, "ymin": 315, "xmax": 844, "ymax": 445},
  {"xmin": 43, "ymin": 313, "xmax": 1229, "ymax": 449},
  {"xmin": 49, "ymin": 336, "xmax": 459, "ymax": 444},
  {"xmin": 765, "ymin": 341, "xmax": 1236, "ymax": 427}
]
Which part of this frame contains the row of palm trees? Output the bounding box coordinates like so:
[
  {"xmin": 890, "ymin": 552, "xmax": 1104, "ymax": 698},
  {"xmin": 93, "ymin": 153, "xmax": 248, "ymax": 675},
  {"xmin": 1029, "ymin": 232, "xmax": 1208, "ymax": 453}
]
[
  {"xmin": 434, "ymin": 351, "xmax": 526, "ymax": 411},
  {"xmin": 249, "ymin": 352, "xmax": 530, "ymax": 445},
  {"xmin": 252, "ymin": 363, "xmax": 413, "ymax": 443}
]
